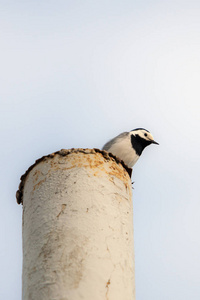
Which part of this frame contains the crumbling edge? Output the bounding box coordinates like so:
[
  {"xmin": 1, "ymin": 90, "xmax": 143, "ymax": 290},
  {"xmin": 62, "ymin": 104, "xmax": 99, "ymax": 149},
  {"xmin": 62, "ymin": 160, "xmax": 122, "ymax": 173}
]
[{"xmin": 16, "ymin": 148, "xmax": 132, "ymax": 205}]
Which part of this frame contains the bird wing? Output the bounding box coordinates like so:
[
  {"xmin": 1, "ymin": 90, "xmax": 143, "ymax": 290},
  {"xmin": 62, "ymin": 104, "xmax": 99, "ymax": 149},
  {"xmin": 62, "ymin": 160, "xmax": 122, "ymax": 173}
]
[{"xmin": 102, "ymin": 132, "xmax": 129, "ymax": 151}]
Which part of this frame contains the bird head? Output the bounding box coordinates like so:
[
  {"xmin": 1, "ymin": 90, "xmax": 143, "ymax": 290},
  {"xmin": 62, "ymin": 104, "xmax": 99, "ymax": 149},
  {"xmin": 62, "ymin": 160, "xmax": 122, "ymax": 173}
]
[
  {"xmin": 130, "ymin": 128, "xmax": 159, "ymax": 145},
  {"xmin": 129, "ymin": 128, "xmax": 159, "ymax": 155}
]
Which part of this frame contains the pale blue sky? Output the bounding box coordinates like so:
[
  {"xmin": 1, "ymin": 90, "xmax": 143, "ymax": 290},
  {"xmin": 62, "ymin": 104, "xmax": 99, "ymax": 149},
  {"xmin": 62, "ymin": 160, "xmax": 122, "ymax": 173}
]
[{"xmin": 1, "ymin": 1, "xmax": 200, "ymax": 299}]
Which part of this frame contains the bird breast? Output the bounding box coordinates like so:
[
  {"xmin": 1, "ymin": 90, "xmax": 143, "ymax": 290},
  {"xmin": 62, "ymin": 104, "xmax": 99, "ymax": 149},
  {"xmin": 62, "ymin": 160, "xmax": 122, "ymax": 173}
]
[{"xmin": 108, "ymin": 136, "xmax": 139, "ymax": 168}]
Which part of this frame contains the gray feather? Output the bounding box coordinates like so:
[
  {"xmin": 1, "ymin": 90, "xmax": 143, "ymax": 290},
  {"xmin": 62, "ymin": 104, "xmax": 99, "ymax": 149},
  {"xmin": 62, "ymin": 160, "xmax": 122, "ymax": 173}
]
[{"xmin": 102, "ymin": 132, "xmax": 129, "ymax": 151}]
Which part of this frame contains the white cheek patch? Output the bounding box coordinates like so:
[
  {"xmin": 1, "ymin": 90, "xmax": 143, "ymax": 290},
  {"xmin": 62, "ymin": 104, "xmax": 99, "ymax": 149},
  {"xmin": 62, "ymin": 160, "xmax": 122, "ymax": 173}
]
[
  {"xmin": 132, "ymin": 130, "xmax": 154, "ymax": 142},
  {"xmin": 147, "ymin": 133, "xmax": 154, "ymax": 141}
]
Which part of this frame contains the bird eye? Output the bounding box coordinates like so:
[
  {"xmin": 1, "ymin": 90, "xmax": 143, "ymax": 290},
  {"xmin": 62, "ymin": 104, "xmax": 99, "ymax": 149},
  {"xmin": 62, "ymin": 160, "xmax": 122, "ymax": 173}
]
[{"xmin": 144, "ymin": 133, "xmax": 148, "ymax": 137}]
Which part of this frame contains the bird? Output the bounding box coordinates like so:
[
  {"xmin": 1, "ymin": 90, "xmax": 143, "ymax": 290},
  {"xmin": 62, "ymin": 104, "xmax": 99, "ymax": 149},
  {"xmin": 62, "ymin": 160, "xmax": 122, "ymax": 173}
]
[{"xmin": 102, "ymin": 128, "xmax": 159, "ymax": 168}]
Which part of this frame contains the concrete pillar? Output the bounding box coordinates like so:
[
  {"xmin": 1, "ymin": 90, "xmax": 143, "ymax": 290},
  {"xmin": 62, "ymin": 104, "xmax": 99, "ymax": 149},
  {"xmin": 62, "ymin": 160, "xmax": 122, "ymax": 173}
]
[{"xmin": 16, "ymin": 148, "xmax": 135, "ymax": 300}]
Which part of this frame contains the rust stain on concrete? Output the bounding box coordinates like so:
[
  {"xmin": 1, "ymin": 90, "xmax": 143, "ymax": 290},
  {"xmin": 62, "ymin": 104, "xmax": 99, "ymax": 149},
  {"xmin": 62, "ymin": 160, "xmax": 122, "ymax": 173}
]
[
  {"xmin": 33, "ymin": 178, "xmax": 46, "ymax": 191},
  {"xmin": 56, "ymin": 204, "xmax": 67, "ymax": 218},
  {"xmin": 106, "ymin": 278, "xmax": 111, "ymax": 300},
  {"xmin": 16, "ymin": 148, "xmax": 132, "ymax": 205},
  {"xmin": 32, "ymin": 169, "xmax": 42, "ymax": 183}
]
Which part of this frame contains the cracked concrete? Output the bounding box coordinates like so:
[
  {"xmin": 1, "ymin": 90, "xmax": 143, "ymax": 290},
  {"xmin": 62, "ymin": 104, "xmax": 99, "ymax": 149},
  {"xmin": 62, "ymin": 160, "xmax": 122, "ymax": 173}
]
[{"xmin": 20, "ymin": 149, "xmax": 135, "ymax": 300}]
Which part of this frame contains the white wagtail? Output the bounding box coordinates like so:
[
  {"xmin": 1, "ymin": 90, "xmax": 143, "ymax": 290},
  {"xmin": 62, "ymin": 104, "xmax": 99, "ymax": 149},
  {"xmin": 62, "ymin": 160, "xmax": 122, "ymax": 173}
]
[{"xmin": 102, "ymin": 128, "xmax": 159, "ymax": 168}]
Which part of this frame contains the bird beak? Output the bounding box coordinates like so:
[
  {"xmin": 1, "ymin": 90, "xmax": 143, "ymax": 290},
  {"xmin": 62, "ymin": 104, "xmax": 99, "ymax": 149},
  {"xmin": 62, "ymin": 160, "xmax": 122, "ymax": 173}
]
[{"xmin": 151, "ymin": 140, "xmax": 159, "ymax": 145}]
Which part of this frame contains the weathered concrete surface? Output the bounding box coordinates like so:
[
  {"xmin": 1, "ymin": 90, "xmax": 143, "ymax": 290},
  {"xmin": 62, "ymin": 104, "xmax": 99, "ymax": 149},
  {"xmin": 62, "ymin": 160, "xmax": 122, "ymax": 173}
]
[{"xmin": 18, "ymin": 149, "xmax": 135, "ymax": 300}]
